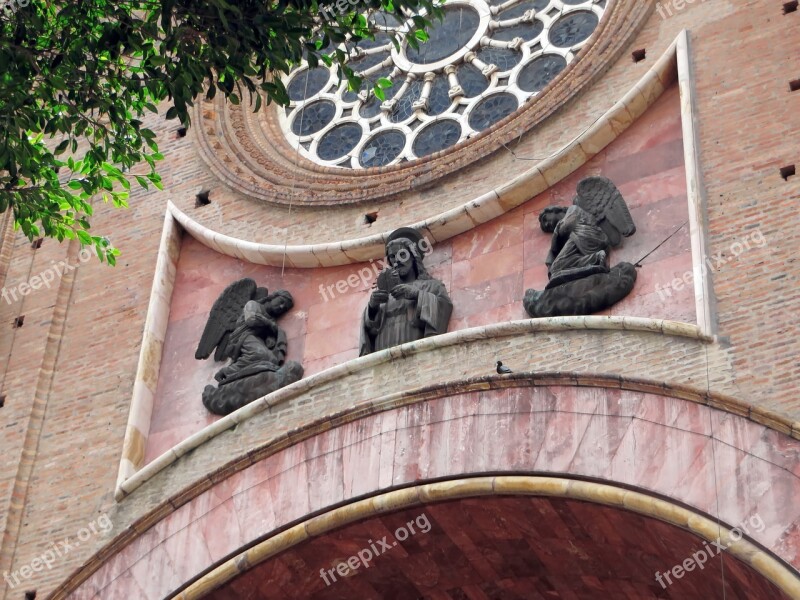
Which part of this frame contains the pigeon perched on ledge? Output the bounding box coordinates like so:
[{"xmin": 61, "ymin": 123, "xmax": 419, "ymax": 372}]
[{"xmin": 496, "ymin": 361, "xmax": 513, "ymax": 374}]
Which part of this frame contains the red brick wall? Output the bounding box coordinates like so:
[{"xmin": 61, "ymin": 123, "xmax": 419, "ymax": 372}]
[{"xmin": 0, "ymin": 0, "xmax": 798, "ymax": 597}]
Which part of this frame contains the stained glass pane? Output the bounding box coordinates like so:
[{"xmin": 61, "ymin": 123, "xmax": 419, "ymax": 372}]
[
  {"xmin": 549, "ymin": 11, "xmax": 599, "ymax": 48},
  {"xmin": 492, "ymin": 21, "xmax": 544, "ymax": 42},
  {"xmin": 352, "ymin": 32, "xmax": 393, "ymax": 50},
  {"xmin": 359, "ymin": 96, "xmax": 383, "ymax": 119},
  {"xmin": 476, "ymin": 47, "xmax": 523, "ymax": 72},
  {"xmin": 516, "ymin": 54, "xmax": 567, "ymax": 92},
  {"xmin": 468, "ymin": 92, "xmax": 518, "ymax": 131},
  {"xmin": 291, "ymin": 100, "xmax": 336, "ymax": 136},
  {"xmin": 288, "ymin": 68, "xmax": 331, "ymax": 101},
  {"xmin": 370, "ymin": 11, "xmax": 404, "ymax": 27},
  {"xmin": 498, "ymin": 0, "xmax": 550, "ymax": 20},
  {"xmin": 406, "ymin": 6, "xmax": 481, "ymax": 64},
  {"xmin": 317, "ymin": 123, "xmax": 364, "ymax": 161},
  {"xmin": 428, "ymin": 75, "xmax": 453, "ymax": 115},
  {"xmin": 457, "ymin": 63, "xmax": 489, "ymax": 98},
  {"xmin": 390, "ymin": 80, "xmax": 423, "ymax": 123},
  {"xmin": 359, "ymin": 130, "xmax": 406, "ymax": 167},
  {"xmin": 413, "ymin": 120, "xmax": 462, "ymax": 157}
]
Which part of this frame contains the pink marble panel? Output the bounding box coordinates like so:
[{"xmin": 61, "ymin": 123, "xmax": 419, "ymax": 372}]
[
  {"xmin": 595, "ymin": 389, "xmax": 646, "ymax": 416},
  {"xmin": 775, "ymin": 522, "xmax": 800, "ymax": 568},
  {"xmin": 635, "ymin": 393, "xmax": 712, "ymax": 437},
  {"xmin": 569, "ymin": 413, "xmax": 633, "ymax": 475},
  {"xmin": 449, "ymin": 301, "xmax": 527, "ymax": 332},
  {"xmin": 451, "ymin": 209, "xmax": 525, "ymax": 262},
  {"xmin": 128, "ymin": 541, "xmax": 182, "ymax": 599},
  {"xmin": 712, "ymin": 410, "xmax": 800, "ymax": 478},
  {"xmin": 304, "ymin": 428, "xmax": 347, "ymax": 512},
  {"xmin": 99, "ymin": 568, "xmax": 148, "ymax": 600},
  {"xmin": 268, "ymin": 461, "xmax": 312, "ymax": 526},
  {"xmin": 533, "ymin": 411, "xmax": 596, "ymax": 473},
  {"xmin": 392, "ymin": 408, "xmax": 433, "ymax": 484},
  {"xmin": 610, "ymin": 417, "xmax": 716, "ymax": 504},
  {"xmin": 160, "ymin": 516, "xmax": 214, "ymax": 587},
  {"xmin": 232, "ymin": 478, "xmax": 278, "ymax": 537},
  {"xmin": 340, "ymin": 418, "xmax": 385, "ymax": 498},
  {"xmin": 377, "ymin": 418, "xmax": 399, "ymax": 490},
  {"xmin": 200, "ymin": 498, "xmax": 246, "ymax": 563},
  {"xmin": 451, "ymin": 243, "xmax": 524, "ymax": 290},
  {"xmin": 604, "ymin": 88, "xmax": 683, "ymax": 162}
]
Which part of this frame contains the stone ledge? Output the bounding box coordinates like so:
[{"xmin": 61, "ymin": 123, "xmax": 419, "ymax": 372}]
[{"xmin": 115, "ymin": 316, "xmax": 713, "ymax": 500}]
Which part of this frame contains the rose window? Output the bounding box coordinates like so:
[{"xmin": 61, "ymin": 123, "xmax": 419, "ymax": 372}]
[{"xmin": 280, "ymin": 0, "xmax": 606, "ymax": 169}]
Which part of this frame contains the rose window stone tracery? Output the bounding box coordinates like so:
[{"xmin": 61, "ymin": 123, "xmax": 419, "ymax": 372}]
[{"xmin": 280, "ymin": 0, "xmax": 607, "ymax": 169}]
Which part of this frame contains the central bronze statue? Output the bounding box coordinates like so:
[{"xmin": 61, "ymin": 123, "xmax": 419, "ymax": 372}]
[{"xmin": 359, "ymin": 228, "xmax": 453, "ymax": 355}]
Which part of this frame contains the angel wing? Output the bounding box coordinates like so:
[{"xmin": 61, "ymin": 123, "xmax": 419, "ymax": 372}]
[
  {"xmin": 574, "ymin": 176, "xmax": 636, "ymax": 247},
  {"xmin": 195, "ymin": 278, "xmax": 261, "ymax": 361}
]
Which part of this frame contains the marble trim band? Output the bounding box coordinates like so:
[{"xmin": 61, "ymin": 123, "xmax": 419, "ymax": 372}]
[
  {"xmin": 115, "ymin": 209, "xmax": 181, "ymax": 490},
  {"xmin": 170, "ymin": 476, "xmax": 800, "ymax": 599},
  {"xmin": 676, "ymin": 31, "xmax": 716, "ymax": 337}
]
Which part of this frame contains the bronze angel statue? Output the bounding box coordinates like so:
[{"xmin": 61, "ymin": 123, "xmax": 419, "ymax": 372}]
[
  {"xmin": 195, "ymin": 278, "xmax": 303, "ymax": 415},
  {"xmin": 524, "ymin": 176, "xmax": 638, "ymax": 317}
]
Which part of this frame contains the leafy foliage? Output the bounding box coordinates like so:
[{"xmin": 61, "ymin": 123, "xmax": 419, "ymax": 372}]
[{"xmin": 0, "ymin": 0, "xmax": 441, "ymax": 262}]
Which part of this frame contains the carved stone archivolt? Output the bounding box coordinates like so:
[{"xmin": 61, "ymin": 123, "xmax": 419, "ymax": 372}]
[{"xmin": 192, "ymin": 0, "xmax": 653, "ymax": 206}]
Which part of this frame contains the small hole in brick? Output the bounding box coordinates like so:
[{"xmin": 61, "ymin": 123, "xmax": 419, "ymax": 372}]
[
  {"xmin": 784, "ymin": 1, "xmax": 798, "ymax": 14},
  {"xmin": 0, "ymin": 394, "xmax": 5, "ymax": 408},
  {"xmin": 31, "ymin": 238, "xmax": 43, "ymax": 250},
  {"xmin": 195, "ymin": 190, "xmax": 211, "ymax": 207},
  {"xmin": 25, "ymin": 592, "xmax": 37, "ymax": 600},
  {"xmin": 364, "ymin": 211, "xmax": 378, "ymax": 225},
  {"xmin": 177, "ymin": 127, "xmax": 187, "ymax": 138},
  {"xmin": 790, "ymin": 79, "xmax": 800, "ymax": 92},
  {"xmin": 780, "ymin": 165, "xmax": 796, "ymax": 181},
  {"xmin": 13, "ymin": 315, "xmax": 24, "ymax": 328},
  {"xmin": 632, "ymin": 48, "xmax": 646, "ymax": 63}
]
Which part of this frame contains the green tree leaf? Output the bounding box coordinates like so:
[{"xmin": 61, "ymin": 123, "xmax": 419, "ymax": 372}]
[{"xmin": 0, "ymin": 0, "xmax": 437, "ymax": 263}]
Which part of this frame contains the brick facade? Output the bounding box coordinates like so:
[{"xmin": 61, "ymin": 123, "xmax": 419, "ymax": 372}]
[{"xmin": 0, "ymin": 0, "xmax": 798, "ymax": 597}]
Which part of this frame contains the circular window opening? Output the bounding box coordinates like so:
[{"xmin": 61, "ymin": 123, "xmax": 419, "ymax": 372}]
[
  {"xmin": 405, "ymin": 6, "xmax": 482, "ymax": 65},
  {"xmin": 359, "ymin": 130, "xmax": 407, "ymax": 168},
  {"xmin": 279, "ymin": 0, "xmax": 606, "ymax": 169}
]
